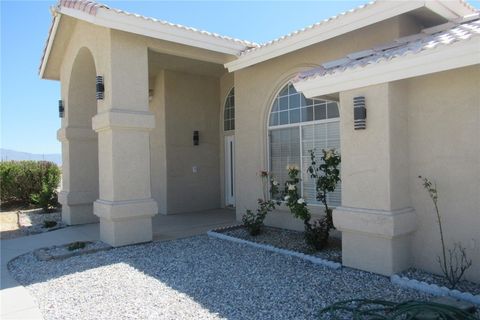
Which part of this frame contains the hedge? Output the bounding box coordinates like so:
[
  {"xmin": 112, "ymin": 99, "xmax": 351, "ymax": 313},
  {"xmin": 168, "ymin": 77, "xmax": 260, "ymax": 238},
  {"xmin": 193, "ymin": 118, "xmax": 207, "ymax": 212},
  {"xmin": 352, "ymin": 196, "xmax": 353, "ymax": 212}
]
[{"xmin": 0, "ymin": 161, "xmax": 61, "ymax": 210}]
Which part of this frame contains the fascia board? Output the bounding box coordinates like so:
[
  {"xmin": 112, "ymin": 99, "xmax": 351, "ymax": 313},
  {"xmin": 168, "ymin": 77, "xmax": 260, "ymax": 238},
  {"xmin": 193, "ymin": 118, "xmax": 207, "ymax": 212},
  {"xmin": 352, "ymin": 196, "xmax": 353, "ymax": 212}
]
[
  {"xmin": 39, "ymin": 15, "xmax": 61, "ymax": 79},
  {"xmin": 59, "ymin": 6, "xmax": 245, "ymax": 56},
  {"xmin": 294, "ymin": 39, "xmax": 480, "ymax": 98}
]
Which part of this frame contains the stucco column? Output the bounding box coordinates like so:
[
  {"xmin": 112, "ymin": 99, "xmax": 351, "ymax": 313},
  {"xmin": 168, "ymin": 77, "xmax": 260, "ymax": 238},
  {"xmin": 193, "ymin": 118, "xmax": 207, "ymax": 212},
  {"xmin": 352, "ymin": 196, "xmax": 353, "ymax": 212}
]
[
  {"xmin": 334, "ymin": 82, "xmax": 416, "ymax": 276},
  {"xmin": 92, "ymin": 31, "xmax": 158, "ymax": 246},
  {"xmin": 57, "ymin": 127, "xmax": 99, "ymax": 225}
]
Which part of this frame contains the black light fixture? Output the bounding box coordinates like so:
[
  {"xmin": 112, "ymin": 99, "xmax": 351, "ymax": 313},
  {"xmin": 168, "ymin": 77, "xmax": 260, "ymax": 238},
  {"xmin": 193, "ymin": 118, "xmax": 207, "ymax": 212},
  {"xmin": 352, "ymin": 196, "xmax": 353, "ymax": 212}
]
[
  {"xmin": 58, "ymin": 100, "xmax": 64, "ymax": 118},
  {"xmin": 193, "ymin": 130, "xmax": 199, "ymax": 146},
  {"xmin": 353, "ymin": 96, "xmax": 366, "ymax": 130},
  {"xmin": 96, "ymin": 76, "xmax": 104, "ymax": 100}
]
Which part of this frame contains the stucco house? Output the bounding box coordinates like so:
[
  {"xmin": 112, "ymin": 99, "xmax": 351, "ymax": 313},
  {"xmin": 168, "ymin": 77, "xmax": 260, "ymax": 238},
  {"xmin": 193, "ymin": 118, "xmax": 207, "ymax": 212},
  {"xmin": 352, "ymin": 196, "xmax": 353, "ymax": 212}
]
[{"xmin": 40, "ymin": 0, "xmax": 480, "ymax": 282}]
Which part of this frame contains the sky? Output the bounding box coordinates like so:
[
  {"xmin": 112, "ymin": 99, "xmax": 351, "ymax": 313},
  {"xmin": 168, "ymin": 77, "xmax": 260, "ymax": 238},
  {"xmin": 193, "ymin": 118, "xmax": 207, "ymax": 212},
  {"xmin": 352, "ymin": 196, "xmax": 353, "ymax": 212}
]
[{"xmin": 1, "ymin": 0, "xmax": 479, "ymax": 155}]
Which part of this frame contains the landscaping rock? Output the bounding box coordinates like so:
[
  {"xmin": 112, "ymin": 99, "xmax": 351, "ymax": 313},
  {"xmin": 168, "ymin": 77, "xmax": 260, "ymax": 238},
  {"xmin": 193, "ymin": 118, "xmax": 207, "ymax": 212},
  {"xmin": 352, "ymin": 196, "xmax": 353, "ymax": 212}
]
[
  {"xmin": 33, "ymin": 241, "xmax": 112, "ymax": 261},
  {"xmin": 219, "ymin": 225, "xmax": 342, "ymax": 263},
  {"xmin": 9, "ymin": 235, "xmax": 433, "ymax": 320},
  {"xmin": 399, "ymin": 268, "xmax": 480, "ymax": 295}
]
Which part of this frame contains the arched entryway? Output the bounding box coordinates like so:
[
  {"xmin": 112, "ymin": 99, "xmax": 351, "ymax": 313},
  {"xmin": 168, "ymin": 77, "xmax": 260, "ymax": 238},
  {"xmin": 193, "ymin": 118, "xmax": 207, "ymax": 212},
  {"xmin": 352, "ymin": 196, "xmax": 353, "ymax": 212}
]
[{"xmin": 58, "ymin": 47, "xmax": 99, "ymax": 225}]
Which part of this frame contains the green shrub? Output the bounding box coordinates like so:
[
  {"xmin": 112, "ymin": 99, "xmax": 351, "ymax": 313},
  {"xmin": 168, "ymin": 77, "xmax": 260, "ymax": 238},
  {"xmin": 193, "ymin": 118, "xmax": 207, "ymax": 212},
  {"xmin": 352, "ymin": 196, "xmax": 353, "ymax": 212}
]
[
  {"xmin": 284, "ymin": 149, "xmax": 341, "ymax": 251},
  {"xmin": 68, "ymin": 241, "xmax": 86, "ymax": 251},
  {"xmin": 242, "ymin": 171, "xmax": 280, "ymax": 236},
  {"xmin": 0, "ymin": 161, "xmax": 60, "ymax": 210}
]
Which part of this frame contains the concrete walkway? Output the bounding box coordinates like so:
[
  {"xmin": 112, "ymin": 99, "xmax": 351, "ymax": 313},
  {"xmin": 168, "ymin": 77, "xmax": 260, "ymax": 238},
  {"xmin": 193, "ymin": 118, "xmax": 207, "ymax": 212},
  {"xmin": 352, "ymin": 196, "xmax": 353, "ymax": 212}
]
[{"xmin": 0, "ymin": 208, "xmax": 236, "ymax": 319}]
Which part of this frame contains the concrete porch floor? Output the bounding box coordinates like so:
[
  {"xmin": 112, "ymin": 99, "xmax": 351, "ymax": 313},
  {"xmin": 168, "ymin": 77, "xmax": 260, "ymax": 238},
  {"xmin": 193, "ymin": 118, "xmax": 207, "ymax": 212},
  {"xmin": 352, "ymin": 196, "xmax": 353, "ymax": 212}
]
[
  {"xmin": 152, "ymin": 208, "xmax": 237, "ymax": 240},
  {"xmin": 0, "ymin": 207, "xmax": 237, "ymax": 319}
]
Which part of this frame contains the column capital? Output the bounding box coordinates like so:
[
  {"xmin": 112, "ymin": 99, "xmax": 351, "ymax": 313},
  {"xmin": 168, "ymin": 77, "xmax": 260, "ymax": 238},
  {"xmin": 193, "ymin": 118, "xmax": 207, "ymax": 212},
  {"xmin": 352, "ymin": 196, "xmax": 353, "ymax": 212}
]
[{"xmin": 92, "ymin": 109, "xmax": 155, "ymax": 133}]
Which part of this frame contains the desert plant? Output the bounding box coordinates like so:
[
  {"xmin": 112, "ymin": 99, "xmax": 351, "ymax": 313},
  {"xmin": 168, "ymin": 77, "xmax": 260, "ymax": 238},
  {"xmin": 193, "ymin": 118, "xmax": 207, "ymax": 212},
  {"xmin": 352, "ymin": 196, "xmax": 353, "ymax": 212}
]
[
  {"xmin": 419, "ymin": 175, "xmax": 473, "ymax": 289},
  {"xmin": 68, "ymin": 241, "xmax": 86, "ymax": 251},
  {"xmin": 242, "ymin": 171, "xmax": 280, "ymax": 235},
  {"xmin": 319, "ymin": 299, "xmax": 477, "ymax": 319},
  {"xmin": 307, "ymin": 149, "xmax": 341, "ymax": 230}
]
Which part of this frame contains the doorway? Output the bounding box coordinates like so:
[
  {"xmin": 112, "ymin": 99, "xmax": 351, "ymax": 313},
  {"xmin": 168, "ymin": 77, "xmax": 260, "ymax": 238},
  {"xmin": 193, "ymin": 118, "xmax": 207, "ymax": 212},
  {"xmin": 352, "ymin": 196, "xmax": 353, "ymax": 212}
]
[{"xmin": 224, "ymin": 135, "xmax": 235, "ymax": 207}]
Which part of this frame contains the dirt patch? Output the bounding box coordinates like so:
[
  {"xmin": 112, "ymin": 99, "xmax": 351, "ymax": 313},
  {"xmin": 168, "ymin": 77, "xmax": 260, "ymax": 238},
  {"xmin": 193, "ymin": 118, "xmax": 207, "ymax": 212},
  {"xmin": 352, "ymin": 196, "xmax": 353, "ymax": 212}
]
[{"xmin": 0, "ymin": 211, "xmax": 22, "ymax": 239}]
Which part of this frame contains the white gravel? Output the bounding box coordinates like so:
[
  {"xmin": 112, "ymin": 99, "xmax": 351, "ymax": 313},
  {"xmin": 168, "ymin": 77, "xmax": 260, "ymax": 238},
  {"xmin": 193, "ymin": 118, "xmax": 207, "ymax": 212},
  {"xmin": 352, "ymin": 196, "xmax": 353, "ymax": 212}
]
[
  {"xmin": 8, "ymin": 235, "xmax": 431, "ymax": 320},
  {"xmin": 18, "ymin": 209, "xmax": 65, "ymax": 234}
]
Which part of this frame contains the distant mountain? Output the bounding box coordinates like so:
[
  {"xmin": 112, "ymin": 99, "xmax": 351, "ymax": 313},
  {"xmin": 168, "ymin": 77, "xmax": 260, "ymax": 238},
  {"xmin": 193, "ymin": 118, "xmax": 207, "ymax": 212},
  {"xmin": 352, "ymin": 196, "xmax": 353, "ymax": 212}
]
[{"xmin": 0, "ymin": 149, "xmax": 62, "ymax": 165}]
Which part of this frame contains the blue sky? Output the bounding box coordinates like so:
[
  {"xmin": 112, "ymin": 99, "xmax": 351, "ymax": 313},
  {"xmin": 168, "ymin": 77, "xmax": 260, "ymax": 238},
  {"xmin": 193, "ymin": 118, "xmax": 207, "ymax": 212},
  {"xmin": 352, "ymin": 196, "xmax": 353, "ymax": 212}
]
[{"xmin": 1, "ymin": 0, "xmax": 479, "ymax": 154}]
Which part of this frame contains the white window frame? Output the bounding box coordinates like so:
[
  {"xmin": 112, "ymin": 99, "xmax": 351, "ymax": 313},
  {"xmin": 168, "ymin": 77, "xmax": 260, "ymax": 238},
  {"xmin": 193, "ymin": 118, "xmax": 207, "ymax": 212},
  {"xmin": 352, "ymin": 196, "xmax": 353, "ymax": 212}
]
[
  {"xmin": 223, "ymin": 87, "xmax": 235, "ymax": 132},
  {"xmin": 266, "ymin": 83, "xmax": 341, "ymax": 208}
]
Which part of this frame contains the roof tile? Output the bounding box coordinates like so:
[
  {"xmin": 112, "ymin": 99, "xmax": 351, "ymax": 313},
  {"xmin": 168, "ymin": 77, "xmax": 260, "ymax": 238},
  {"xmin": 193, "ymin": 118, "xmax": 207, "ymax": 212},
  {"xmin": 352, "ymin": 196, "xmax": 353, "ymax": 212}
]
[{"xmin": 295, "ymin": 18, "xmax": 480, "ymax": 83}]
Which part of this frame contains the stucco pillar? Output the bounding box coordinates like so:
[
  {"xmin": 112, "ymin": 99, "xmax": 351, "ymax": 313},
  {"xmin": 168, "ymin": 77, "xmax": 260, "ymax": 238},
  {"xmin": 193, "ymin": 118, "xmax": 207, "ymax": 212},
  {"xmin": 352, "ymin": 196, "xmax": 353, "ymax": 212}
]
[
  {"xmin": 334, "ymin": 82, "xmax": 416, "ymax": 276},
  {"xmin": 92, "ymin": 31, "xmax": 158, "ymax": 246},
  {"xmin": 57, "ymin": 127, "xmax": 99, "ymax": 225}
]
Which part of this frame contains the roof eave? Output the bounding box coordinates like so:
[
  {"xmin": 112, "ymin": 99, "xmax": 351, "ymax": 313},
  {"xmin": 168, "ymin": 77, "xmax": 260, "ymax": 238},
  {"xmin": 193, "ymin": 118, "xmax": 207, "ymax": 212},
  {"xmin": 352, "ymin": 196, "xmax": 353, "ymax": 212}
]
[
  {"xmin": 293, "ymin": 38, "xmax": 480, "ymax": 98},
  {"xmin": 224, "ymin": 0, "xmax": 477, "ymax": 73},
  {"xmin": 59, "ymin": 6, "xmax": 251, "ymax": 56},
  {"xmin": 39, "ymin": 14, "xmax": 61, "ymax": 80}
]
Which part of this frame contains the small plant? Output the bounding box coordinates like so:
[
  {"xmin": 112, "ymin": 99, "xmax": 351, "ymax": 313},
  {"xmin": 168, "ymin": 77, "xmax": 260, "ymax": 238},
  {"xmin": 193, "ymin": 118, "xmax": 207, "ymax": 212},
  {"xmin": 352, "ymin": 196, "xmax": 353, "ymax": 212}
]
[
  {"xmin": 319, "ymin": 299, "xmax": 477, "ymax": 319},
  {"xmin": 307, "ymin": 149, "xmax": 341, "ymax": 230},
  {"xmin": 68, "ymin": 241, "xmax": 87, "ymax": 251},
  {"xmin": 284, "ymin": 164, "xmax": 330, "ymax": 250},
  {"xmin": 242, "ymin": 171, "xmax": 280, "ymax": 236},
  {"xmin": 284, "ymin": 164, "xmax": 310, "ymax": 221},
  {"xmin": 43, "ymin": 220, "xmax": 57, "ymax": 229},
  {"xmin": 284, "ymin": 149, "xmax": 341, "ymax": 250},
  {"xmin": 303, "ymin": 216, "xmax": 330, "ymax": 251},
  {"xmin": 419, "ymin": 176, "xmax": 473, "ymax": 290}
]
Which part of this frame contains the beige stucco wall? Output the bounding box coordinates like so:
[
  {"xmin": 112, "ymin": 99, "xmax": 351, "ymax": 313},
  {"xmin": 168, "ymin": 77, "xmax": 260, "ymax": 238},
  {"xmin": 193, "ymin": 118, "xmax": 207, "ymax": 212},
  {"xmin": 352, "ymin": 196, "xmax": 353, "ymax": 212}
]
[
  {"xmin": 406, "ymin": 65, "xmax": 480, "ymax": 282},
  {"xmin": 149, "ymin": 69, "xmax": 222, "ymax": 214},
  {"xmin": 234, "ymin": 16, "xmax": 421, "ymax": 224}
]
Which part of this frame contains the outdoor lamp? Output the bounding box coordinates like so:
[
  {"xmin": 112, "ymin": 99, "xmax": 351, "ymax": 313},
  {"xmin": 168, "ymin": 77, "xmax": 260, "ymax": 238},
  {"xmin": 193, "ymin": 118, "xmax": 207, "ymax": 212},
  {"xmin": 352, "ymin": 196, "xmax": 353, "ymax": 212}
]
[
  {"xmin": 193, "ymin": 131, "xmax": 199, "ymax": 146},
  {"xmin": 58, "ymin": 100, "xmax": 64, "ymax": 118},
  {"xmin": 96, "ymin": 76, "xmax": 104, "ymax": 100},
  {"xmin": 353, "ymin": 96, "xmax": 366, "ymax": 130}
]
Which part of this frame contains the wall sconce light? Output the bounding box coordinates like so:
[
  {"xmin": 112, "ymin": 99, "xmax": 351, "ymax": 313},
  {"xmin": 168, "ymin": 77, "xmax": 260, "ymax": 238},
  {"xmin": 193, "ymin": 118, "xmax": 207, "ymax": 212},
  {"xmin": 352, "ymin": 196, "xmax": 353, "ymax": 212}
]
[
  {"xmin": 149, "ymin": 89, "xmax": 154, "ymax": 102},
  {"xmin": 96, "ymin": 76, "xmax": 104, "ymax": 100},
  {"xmin": 193, "ymin": 130, "xmax": 199, "ymax": 146},
  {"xmin": 58, "ymin": 100, "xmax": 64, "ymax": 118},
  {"xmin": 353, "ymin": 96, "xmax": 366, "ymax": 130}
]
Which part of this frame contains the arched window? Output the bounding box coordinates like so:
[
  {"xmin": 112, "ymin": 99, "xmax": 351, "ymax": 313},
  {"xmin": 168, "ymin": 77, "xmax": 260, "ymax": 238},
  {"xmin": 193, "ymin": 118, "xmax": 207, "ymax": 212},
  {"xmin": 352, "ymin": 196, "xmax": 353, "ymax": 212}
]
[
  {"xmin": 224, "ymin": 88, "xmax": 235, "ymax": 131},
  {"xmin": 268, "ymin": 82, "xmax": 341, "ymax": 206}
]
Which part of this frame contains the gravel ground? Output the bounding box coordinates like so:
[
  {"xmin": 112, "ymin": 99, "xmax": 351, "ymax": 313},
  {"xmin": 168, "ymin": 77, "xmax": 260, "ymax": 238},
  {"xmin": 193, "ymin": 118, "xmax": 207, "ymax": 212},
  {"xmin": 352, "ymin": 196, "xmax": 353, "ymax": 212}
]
[
  {"xmin": 18, "ymin": 209, "xmax": 65, "ymax": 234},
  {"xmin": 8, "ymin": 235, "xmax": 433, "ymax": 320},
  {"xmin": 399, "ymin": 267, "xmax": 480, "ymax": 295},
  {"xmin": 221, "ymin": 226, "xmax": 342, "ymax": 263},
  {"xmin": 34, "ymin": 241, "xmax": 112, "ymax": 261}
]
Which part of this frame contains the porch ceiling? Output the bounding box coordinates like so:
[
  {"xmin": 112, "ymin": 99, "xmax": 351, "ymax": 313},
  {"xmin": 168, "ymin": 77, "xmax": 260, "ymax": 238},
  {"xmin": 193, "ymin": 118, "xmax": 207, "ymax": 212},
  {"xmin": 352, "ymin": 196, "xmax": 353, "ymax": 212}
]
[{"xmin": 148, "ymin": 50, "xmax": 226, "ymax": 78}]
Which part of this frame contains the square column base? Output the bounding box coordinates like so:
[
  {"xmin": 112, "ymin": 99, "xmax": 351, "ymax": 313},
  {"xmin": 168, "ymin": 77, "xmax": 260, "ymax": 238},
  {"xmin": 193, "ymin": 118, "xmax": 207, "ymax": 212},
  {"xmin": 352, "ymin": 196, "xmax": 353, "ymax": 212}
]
[
  {"xmin": 99, "ymin": 216, "xmax": 153, "ymax": 247},
  {"xmin": 334, "ymin": 206, "xmax": 417, "ymax": 276},
  {"xmin": 59, "ymin": 191, "xmax": 99, "ymax": 225},
  {"xmin": 94, "ymin": 198, "xmax": 158, "ymax": 247}
]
